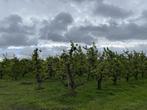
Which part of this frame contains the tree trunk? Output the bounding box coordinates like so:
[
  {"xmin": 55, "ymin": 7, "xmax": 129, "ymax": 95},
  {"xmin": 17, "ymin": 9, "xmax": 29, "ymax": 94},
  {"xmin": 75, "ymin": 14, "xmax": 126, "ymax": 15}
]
[
  {"xmin": 0, "ymin": 71, "xmax": 3, "ymax": 79},
  {"xmin": 134, "ymin": 73, "xmax": 138, "ymax": 80},
  {"xmin": 48, "ymin": 71, "xmax": 52, "ymax": 79},
  {"xmin": 87, "ymin": 73, "xmax": 90, "ymax": 81},
  {"xmin": 48, "ymin": 64, "xmax": 53, "ymax": 79},
  {"xmin": 36, "ymin": 73, "xmax": 42, "ymax": 89},
  {"xmin": 126, "ymin": 73, "xmax": 129, "ymax": 82},
  {"xmin": 141, "ymin": 72, "xmax": 144, "ymax": 78},
  {"xmin": 66, "ymin": 63, "xmax": 76, "ymax": 96},
  {"xmin": 87, "ymin": 66, "xmax": 91, "ymax": 81},
  {"xmin": 113, "ymin": 74, "xmax": 117, "ymax": 85},
  {"xmin": 97, "ymin": 74, "xmax": 102, "ymax": 90}
]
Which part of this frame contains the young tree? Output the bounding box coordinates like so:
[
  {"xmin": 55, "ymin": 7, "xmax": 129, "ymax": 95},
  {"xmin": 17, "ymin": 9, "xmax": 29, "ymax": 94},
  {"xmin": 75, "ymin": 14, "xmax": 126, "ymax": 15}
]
[
  {"xmin": 60, "ymin": 42, "xmax": 87, "ymax": 95},
  {"xmin": 123, "ymin": 51, "xmax": 134, "ymax": 82},
  {"xmin": 85, "ymin": 43, "xmax": 98, "ymax": 81},
  {"xmin": 94, "ymin": 54, "xmax": 107, "ymax": 90},
  {"xmin": 104, "ymin": 48, "xmax": 121, "ymax": 85},
  {"xmin": 10, "ymin": 56, "xmax": 20, "ymax": 80},
  {"xmin": 138, "ymin": 52, "xmax": 146, "ymax": 78},
  {"xmin": 63, "ymin": 42, "xmax": 77, "ymax": 95},
  {"xmin": 132, "ymin": 51, "xmax": 140, "ymax": 80},
  {"xmin": 2, "ymin": 53, "xmax": 10, "ymax": 79},
  {"xmin": 20, "ymin": 59, "xmax": 33, "ymax": 78},
  {"xmin": 46, "ymin": 57, "xmax": 56, "ymax": 79},
  {"xmin": 32, "ymin": 48, "xmax": 42, "ymax": 89}
]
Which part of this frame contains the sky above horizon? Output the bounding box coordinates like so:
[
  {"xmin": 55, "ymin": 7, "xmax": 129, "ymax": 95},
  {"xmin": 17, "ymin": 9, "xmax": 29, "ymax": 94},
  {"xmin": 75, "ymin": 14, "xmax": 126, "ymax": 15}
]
[{"xmin": 0, "ymin": 0, "xmax": 147, "ymax": 58}]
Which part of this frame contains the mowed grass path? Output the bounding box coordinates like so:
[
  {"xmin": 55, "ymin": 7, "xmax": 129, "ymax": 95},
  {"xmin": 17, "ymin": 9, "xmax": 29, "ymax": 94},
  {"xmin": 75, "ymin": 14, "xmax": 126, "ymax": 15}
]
[{"xmin": 0, "ymin": 78, "xmax": 147, "ymax": 110}]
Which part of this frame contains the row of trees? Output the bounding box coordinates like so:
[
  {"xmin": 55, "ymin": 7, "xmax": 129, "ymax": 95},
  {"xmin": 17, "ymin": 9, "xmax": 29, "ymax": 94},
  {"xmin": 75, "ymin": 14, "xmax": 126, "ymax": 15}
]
[{"xmin": 0, "ymin": 42, "xmax": 147, "ymax": 95}]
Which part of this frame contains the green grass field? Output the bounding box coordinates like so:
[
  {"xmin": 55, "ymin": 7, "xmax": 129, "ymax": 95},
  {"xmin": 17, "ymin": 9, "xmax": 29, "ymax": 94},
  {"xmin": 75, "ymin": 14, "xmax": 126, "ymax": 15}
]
[{"xmin": 0, "ymin": 79, "xmax": 147, "ymax": 110}]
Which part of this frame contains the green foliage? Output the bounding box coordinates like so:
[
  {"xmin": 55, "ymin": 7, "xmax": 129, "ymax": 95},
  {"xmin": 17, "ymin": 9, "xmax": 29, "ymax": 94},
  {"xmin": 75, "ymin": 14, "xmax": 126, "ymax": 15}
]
[
  {"xmin": 0, "ymin": 42, "xmax": 147, "ymax": 93},
  {"xmin": 32, "ymin": 48, "xmax": 43, "ymax": 89}
]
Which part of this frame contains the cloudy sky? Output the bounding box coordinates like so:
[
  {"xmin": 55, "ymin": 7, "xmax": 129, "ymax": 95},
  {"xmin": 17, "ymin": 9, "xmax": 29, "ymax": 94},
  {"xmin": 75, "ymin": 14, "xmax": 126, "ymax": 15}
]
[{"xmin": 0, "ymin": 0, "xmax": 147, "ymax": 58}]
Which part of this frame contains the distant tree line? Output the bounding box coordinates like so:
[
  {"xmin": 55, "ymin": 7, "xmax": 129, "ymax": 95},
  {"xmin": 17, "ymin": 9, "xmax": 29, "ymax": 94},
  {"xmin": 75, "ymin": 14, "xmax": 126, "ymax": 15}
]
[{"xmin": 0, "ymin": 42, "xmax": 147, "ymax": 95}]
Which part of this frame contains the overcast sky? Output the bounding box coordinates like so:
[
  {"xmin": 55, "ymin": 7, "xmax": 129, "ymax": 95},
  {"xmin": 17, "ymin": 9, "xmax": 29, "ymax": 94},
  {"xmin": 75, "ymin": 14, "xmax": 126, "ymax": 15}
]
[{"xmin": 0, "ymin": 0, "xmax": 147, "ymax": 58}]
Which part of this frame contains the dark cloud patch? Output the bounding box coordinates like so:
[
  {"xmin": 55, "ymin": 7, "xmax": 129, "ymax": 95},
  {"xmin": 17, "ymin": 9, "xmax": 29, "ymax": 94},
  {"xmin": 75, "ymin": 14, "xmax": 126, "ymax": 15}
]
[
  {"xmin": 141, "ymin": 10, "xmax": 147, "ymax": 21},
  {"xmin": 71, "ymin": 0, "xmax": 86, "ymax": 2},
  {"xmin": 40, "ymin": 12, "xmax": 98, "ymax": 44},
  {"xmin": 70, "ymin": 0, "xmax": 96, "ymax": 3},
  {"xmin": 83, "ymin": 22, "xmax": 147, "ymax": 41},
  {"xmin": 70, "ymin": 0, "xmax": 132, "ymax": 19},
  {"xmin": 49, "ymin": 12, "xmax": 73, "ymax": 31},
  {"xmin": 4, "ymin": 14, "xmax": 22, "ymax": 24},
  {"xmin": 98, "ymin": 22, "xmax": 147, "ymax": 40},
  {"xmin": 65, "ymin": 26, "xmax": 98, "ymax": 44},
  {"xmin": 0, "ymin": 34, "xmax": 36, "ymax": 46},
  {"xmin": 40, "ymin": 13, "xmax": 147, "ymax": 43},
  {"xmin": 66, "ymin": 21, "xmax": 147, "ymax": 42},
  {"xmin": 0, "ymin": 14, "xmax": 37, "ymax": 47},
  {"xmin": 94, "ymin": 1, "xmax": 133, "ymax": 19},
  {"xmin": 40, "ymin": 12, "xmax": 73, "ymax": 42}
]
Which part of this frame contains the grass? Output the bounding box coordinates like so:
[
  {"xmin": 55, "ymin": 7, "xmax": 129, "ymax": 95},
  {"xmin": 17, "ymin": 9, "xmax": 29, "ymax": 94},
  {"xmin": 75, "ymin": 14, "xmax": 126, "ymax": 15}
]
[{"xmin": 0, "ymin": 78, "xmax": 147, "ymax": 110}]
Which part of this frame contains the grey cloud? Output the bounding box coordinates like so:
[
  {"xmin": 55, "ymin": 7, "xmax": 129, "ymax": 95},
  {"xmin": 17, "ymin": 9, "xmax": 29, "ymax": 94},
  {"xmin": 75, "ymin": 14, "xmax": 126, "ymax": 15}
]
[
  {"xmin": 65, "ymin": 21, "xmax": 147, "ymax": 42},
  {"xmin": 94, "ymin": 1, "xmax": 133, "ymax": 19},
  {"xmin": 70, "ymin": 0, "xmax": 132, "ymax": 19},
  {"xmin": 70, "ymin": 0, "xmax": 96, "ymax": 3},
  {"xmin": 100, "ymin": 22, "xmax": 147, "ymax": 40},
  {"xmin": 40, "ymin": 12, "xmax": 98, "ymax": 44},
  {"xmin": 141, "ymin": 10, "xmax": 147, "ymax": 20},
  {"xmin": 40, "ymin": 12, "xmax": 73, "ymax": 41},
  {"xmin": 0, "ymin": 14, "xmax": 37, "ymax": 47},
  {"xmin": 49, "ymin": 12, "xmax": 73, "ymax": 31},
  {"xmin": 40, "ymin": 12, "xmax": 147, "ymax": 44},
  {"xmin": 4, "ymin": 14, "xmax": 22, "ymax": 24},
  {"xmin": 83, "ymin": 22, "xmax": 147, "ymax": 41},
  {"xmin": 71, "ymin": 0, "xmax": 87, "ymax": 2},
  {"xmin": 0, "ymin": 34, "xmax": 36, "ymax": 46},
  {"xmin": 65, "ymin": 26, "xmax": 97, "ymax": 44}
]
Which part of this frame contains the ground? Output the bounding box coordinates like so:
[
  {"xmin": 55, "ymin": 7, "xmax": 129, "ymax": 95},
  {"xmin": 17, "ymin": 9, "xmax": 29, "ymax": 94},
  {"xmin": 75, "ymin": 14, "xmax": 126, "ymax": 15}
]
[{"xmin": 0, "ymin": 78, "xmax": 147, "ymax": 110}]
